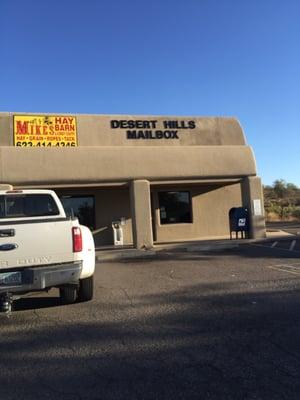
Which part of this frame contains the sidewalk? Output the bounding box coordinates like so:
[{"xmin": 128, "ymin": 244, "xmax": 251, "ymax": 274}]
[{"xmin": 95, "ymin": 229, "xmax": 294, "ymax": 262}]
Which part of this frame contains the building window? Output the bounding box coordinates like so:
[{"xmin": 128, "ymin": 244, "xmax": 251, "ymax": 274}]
[
  {"xmin": 158, "ymin": 191, "xmax": 192, "ymax": 224},
  {"xmin": 60, "ymin": 195, "xmax": 95, "ymax": 230}
]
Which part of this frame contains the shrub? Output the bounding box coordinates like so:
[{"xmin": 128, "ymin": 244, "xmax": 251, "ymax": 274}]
[{"xmin": 292, "ymin": 208, "xmax": 300, "ymax": 220}]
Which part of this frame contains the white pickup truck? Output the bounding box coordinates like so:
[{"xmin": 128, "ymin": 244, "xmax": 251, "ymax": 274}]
[{"xmin": 0, "ymin": 188, "xmax": 95, "ymax": 312}]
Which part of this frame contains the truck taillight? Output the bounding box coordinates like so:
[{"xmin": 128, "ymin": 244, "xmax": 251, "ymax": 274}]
[{"xmin": 72, "ymin": 227, "xmax": 82, "ymax": 252}]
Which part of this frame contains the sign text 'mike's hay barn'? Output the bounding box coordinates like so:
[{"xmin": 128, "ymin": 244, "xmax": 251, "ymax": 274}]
[{"xmin": 14, "ymin": 115, "xmax": 77, "ymax": 147}]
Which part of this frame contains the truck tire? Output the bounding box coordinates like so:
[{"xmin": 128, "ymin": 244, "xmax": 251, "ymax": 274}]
[
  {"xmin": 60, "ymin": 286, "xmax": 78, "ymax": 304},
  {"xmin": 78, "ymin": 275, "xmax": 94, "ymax": 302}
]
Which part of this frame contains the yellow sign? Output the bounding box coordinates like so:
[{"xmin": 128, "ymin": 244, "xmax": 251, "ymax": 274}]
[{"xmin": 13, "ymin": 115, "xmax": 77, "ymax": 147}]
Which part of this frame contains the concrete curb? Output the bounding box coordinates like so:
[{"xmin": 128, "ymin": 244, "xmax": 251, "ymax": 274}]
[
  {"xmin": 96, "ymin": 249, "xmax": 156, "ymax": 262},
  {"xmin": 96, "ymin": 241, "xmax": 245, "ymax": 261},
  {"xmin": 95, "ymin": 230, "xmax": 297, "ymax": 261}
]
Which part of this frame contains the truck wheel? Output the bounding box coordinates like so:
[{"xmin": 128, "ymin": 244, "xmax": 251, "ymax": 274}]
[
  {"xmin": 78, "ymin": 275, "xmax": 94, "ymax": 302},
  {"xmin": 60, "ymin": 286, "xmax": 78, "ymax": 304}
]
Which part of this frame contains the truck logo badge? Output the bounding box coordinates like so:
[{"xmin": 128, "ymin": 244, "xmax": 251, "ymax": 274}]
[{"xmin": 0, "ymin": 243, "xmax": 18, "ymax": 251}]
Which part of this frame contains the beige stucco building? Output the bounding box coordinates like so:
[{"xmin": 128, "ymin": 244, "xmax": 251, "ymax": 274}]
[{"xmin": 0, "ymin": 112, "xmax": 266, "ymax": 248}]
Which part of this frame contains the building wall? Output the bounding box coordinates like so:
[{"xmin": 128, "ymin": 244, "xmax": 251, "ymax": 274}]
[
  {"xmin": 0, "ymin": 146, "xmax": 256, "ymax": 186},
  {"xmin": 152, "ymin": 182, "xmax": 243, "ymax": 242},
  {"xmin": 0, "ymin": 113, "xmax": 247, "ymax": 147},
  {"xmin": 94, "ymin": 188, "xmax": 133, "ymax": 247},
  {"xmin": 0, "ymin": 113, "xmax": 257, "ymax": 187}
]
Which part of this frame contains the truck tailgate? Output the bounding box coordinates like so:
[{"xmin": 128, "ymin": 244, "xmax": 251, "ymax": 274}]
[{"xmin": 0, "ymin": 219, "xmax": 76, "ymax": 269}]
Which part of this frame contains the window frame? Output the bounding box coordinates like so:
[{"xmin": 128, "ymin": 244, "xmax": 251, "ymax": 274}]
[{"xmin": 158, "ymin": 190, "xmax": 193, "ymax": 225}]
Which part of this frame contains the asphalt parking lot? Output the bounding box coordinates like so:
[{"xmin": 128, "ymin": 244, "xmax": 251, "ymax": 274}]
[
  {"xmin": 1, "ymin": 243, "xmax": 300, "ymax": 400},
  {"xmin": 251, "ymin": 235, "xmax": 300, "ymax": 253}
]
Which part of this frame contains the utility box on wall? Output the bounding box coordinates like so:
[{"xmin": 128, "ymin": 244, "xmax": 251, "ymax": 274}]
[{"xmin": 112, "ymin": 221, "xmax": 124, "ymax": 246}]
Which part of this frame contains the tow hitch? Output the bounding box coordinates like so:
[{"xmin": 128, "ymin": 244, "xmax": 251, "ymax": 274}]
[{"xmin": 0, "ymin": 293, "xmax": 13, "ymax": 315}]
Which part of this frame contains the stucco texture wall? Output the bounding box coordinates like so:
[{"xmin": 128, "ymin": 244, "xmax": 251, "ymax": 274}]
[
  {"xmin": 0, "ymin": 146, "xmax": 256, "ymax": 185},
  {"xmin": 0, "ymin": 113, "xmax": 246, "ymax": 147},
  {"xmin": 0, "ymin": 113, "xmax": 256, "ymax": 185},
  {"xmin": 152, "ymin": 182, "xmax": 243, "ymax": 242}
]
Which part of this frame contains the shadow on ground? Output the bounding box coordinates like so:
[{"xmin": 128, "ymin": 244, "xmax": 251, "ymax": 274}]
[
  {"xmin": 13, "ymin": 295, "xmax": 61, "ymax": 311},
  {"xmin": 1, "ymin": 279, "xmax": 300, "ymax": 400}
]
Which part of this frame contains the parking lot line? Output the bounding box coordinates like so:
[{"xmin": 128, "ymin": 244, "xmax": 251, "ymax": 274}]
[
  {"xmin": 251, "ymin": 242, "xmax": 300, "ymax": 254},
  {"xmin": 267, "ymin": 265, "xmax": 300, "ymax": 275},
  {"xmin": 289, "ymin": 240, "xmax": 296, "ymax": 251},
  {"xmin": 271, "ymin": 241, "xmax": 278, "ymax": 248}
]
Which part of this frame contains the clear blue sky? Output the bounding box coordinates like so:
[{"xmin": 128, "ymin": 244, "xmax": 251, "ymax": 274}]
[{"xmin": 1, "ymin": 0, "xmax": 299, "ymax": 186}]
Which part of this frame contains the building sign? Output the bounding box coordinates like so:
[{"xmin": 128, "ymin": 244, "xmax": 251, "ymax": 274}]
[
  {"xmin": 253, "ymin": 199, "xmax": 262, "ymax": 216},
  {"xmin": 13, "ymin": 115, "xmax": 77, "ymax": 147},
  {"xmin": 110, "ymin": 119, "xmax": 196, "ymax": 140}
]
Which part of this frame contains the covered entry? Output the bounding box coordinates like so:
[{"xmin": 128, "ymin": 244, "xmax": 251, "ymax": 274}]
[{"xmin": 55, "ymin": 186, "xmax": 133, "ymax": 248}]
